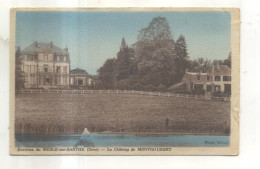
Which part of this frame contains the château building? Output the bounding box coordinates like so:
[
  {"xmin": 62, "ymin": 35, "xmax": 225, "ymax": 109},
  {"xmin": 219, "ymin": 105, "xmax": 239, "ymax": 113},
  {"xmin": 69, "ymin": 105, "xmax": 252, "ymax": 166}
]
[{"xmin": 17, "ymin": 41, "xmax": 70, "ymax": 89}]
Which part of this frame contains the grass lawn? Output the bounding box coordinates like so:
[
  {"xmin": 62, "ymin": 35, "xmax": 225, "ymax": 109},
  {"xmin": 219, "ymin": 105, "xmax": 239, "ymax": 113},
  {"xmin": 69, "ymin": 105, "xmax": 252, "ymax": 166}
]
[{"xmin": 15, "ymin": 93, "xmax": 230, "ymax": 135}]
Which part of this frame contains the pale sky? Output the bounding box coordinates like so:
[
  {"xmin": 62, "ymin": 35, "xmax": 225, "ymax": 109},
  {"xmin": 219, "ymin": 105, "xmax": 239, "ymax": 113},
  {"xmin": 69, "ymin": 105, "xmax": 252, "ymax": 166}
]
[{"xmin": 16, "ymin": 11, "xmax": 231, "ymax": 75}]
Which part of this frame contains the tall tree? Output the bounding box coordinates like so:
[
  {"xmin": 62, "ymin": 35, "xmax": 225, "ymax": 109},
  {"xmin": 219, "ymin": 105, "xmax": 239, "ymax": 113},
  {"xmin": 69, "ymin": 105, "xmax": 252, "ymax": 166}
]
[
  {"xmin": 134, "ymin": 17, "xmax": 175, "ymax": 87},
  {"xmin": 115, "ymin": 38, "xmax": 136, "ymax": 81},
  {"xmin": 120, "ymin": 37, "xmax": 127, "ymax": 51},
  {"xmin": 97, "ymin": 58, "xmax": 116, "ymax": 89},
  {"xmin": 137, "ymin": 17, "xmax": 173, "ymax": 43},
  {"xmin": 173, "ymin": 35, "xmax": 189, "ymax": 81}
]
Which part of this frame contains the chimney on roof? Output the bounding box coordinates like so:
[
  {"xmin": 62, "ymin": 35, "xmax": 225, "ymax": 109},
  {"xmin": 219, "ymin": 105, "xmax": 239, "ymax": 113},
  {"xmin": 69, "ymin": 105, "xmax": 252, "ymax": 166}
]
[
  {"xmin": 50, "ymin": 41, "xmax": 53, "ymax": 48},
  {"xmin": 34, "ymin": 41, "xmax": 38, "ymax": 47}
]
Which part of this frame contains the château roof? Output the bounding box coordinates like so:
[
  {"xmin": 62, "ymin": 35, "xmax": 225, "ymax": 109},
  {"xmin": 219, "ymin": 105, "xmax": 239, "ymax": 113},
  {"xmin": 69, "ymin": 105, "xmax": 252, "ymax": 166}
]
[{"xmin": 21, "ymin": 41, "xmax": 69, "ymax": 55}]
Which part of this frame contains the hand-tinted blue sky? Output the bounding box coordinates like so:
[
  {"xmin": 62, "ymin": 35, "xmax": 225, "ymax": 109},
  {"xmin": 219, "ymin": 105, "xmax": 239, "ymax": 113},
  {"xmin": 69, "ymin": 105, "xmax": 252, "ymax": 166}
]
[{"xmin": 16, "ymin": 11, "xmax": 231, "ymax": 75}]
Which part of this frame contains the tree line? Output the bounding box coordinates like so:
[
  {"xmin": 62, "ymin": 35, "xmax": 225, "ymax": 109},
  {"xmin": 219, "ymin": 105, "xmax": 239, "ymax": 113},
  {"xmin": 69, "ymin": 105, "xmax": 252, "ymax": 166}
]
[
  {"xmin": 15, "ymin": 16, "xmax": 231, "ymax": 91},
  {"xmin": 96, "ymin": 17, "xmax": 231, "ymax": 91}
]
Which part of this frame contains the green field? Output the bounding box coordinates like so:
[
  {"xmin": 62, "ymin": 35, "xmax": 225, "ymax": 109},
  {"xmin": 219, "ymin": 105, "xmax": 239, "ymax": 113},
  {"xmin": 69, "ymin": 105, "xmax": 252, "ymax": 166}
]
[{"xmin": 15, "ymin": 93, "xmax": 230, "ymax": 135}]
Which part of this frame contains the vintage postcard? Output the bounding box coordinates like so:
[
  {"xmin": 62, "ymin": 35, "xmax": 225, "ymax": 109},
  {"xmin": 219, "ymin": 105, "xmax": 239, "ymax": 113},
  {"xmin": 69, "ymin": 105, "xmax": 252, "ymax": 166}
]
[{"xmin": 10, "ymin": 8, "xmax": 240, "ymax": 155}]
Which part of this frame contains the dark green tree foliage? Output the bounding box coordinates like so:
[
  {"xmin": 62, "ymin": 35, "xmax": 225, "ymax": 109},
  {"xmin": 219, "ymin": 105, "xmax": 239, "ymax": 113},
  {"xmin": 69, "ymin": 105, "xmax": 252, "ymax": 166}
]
[
  {"xmin": 189, "ymin": 57, "xmax": 212, "ymax": 72},
  {"xmin": 213, "ymin": 52, "xmax": 231, "ymax": 68},
  {"xmin": 96, "ymin": 16, "xmax": 231, "ymax": 91},
  {"xmin": 120, "ymin": 37, "xmax": 127, "ymax": 50},
  {"xmin": 137, "ymin": 17, "xmax": 173, "ymax": 43},
  {"xmin": 173, "ymin": 35, "xmax": 190, "ymax": 81},
  {"xmin": 115, "ymin": 38, "xmax": 136, "ymax": 81},
  {"xmin": 97, "ymin": 58, "xmax": 116, "ymax": 89},
  {"xmin": 189, "ymin": 52, "xmax": 231, "ymax": 73},
  {"xmin": 213, "ymin": 60, "xmax": 224, "ymax": 66},
  {"xmin": 97, "ymin": 38, "xmax": 138, "ymax": 90},
  {"xmin": 134, "ymin": 17, "xmax": 175, "ymax": 87}
]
